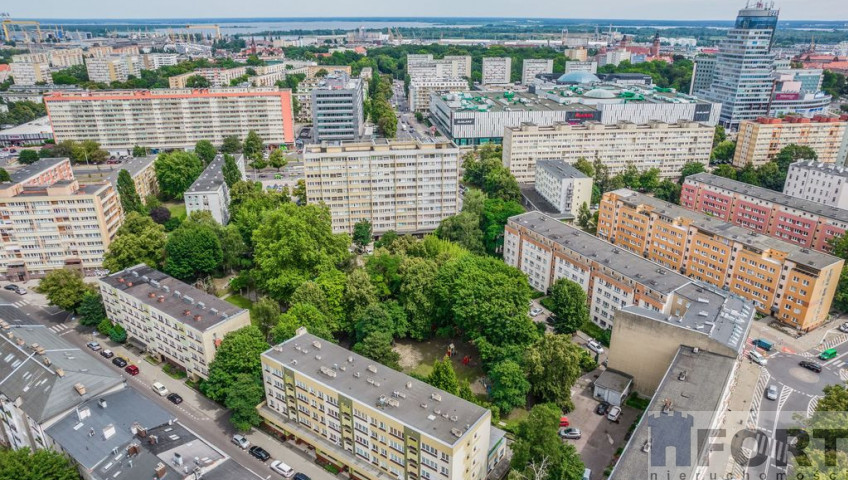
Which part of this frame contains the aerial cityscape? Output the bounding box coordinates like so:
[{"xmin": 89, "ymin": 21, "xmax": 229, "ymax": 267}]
[{"xmin": 1, "ymin": 3, "xmax": 848, "ymax": 480}]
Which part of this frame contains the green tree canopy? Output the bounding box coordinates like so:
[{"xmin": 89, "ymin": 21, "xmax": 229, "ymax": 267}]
[
  {"xmin": 353, "ymin": 219, "xmax": 373, "ymax": 248},
  {"xmin": 524, "ymin": 334, "xmax": 584, "ymax": 410},
  {"xmin": 547, "ymin": 278, "xmax": 589, "ymax": 334},
  {"xmin": 77, "ymin": 291, "xmax": 107, "ymax": 327},
  {"xmin": 436, "ymin": 212, "xmax": 485, "ymax": 255},
  {"xmin": 18, "ymin": 149, "xmax": 39, "ymax": 164},
  {"xmin": 222, "ymin": 153, "xmax": 242, "ymax": 188},
  {"xmin": 352, "ymin": 331, "xmax": 400, "ymax": 369},
  {"xmin": 711, "ymin": 140, "xmax": 736, "ymax": 163},
  {"xmin": 481, "ymin": 198, "xmax": 524, "ymax": 255},
  {"xmin": 251, "ymin": 296, "xmax": 280, "ymax": 339},
  {"xmin": 132, "ymin": 145, "xmax": 148, "ymax": 157},
  {"xmin": 0, "ymin": 168, "xmax": 11, "ymax": 182},
  {"xmin": 243, "ymin": 130, "xmax": 264, "ymax": 161},
  {"xmin": 37, "ymin": 269, "xmax": 94, "ymax": 312},
  {"xmin": 488, "ymin": 359, "xmax": 529, "ymax": 412},
  {"xmin": 194, "ymin": 139, "xmax": 217, "ymax": 165},
  {"xmin": 511, "ymin": 403, "xmax": 585, "ymax": 480},
  {"xmin": 221, "ymin": 135, "xmax": 242, "ymax": 153},
  {"xmin": 678, "ymin": 161, "xmax": 707, "ymax": 184},
  {"xmin": 116, "ymin": 169, "xmax": 144, "ymax": 214},
  {"xmin": 164, "ymin": 221, "xmax": 223, "ymax": 281},
  {"xmin": 225, "ymin": 373, "xmax": 265, "ymax": 432},
  {"xmin": 0, "ymin": 447, "xmax": 82, "ymax": 480},
  {"xmin": 272, "ymin": 302, "xmax": 334, "ymax": 343},
  {"xmin": 201, "ymin": 326, "xmax": 269, "ymax": 403},
  {"xmin": 713, "ymin": 164, "xmax": 738, "ymax": 180},
  {"xmin": 185, "ymin": 74, "xmax": 211, "ymax": 88},
  {"xmin": 154, "ymin": 151, "xmax": 205, "ymax": 199},
  {"xmin": 103, "ymin": 212, "xmax": 167, "ymax": 271},
  {"xmin": 399, "ymin": 256, "xmax": 439, "ymax": 340},
  {"xmin": 654, "ymin": 180, "xmax": 681, "ymax": 204}
]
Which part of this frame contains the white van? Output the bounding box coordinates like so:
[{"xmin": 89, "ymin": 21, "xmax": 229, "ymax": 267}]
[{"xmin": 749, "ymin": 350, "xmax": 768, "ymax": 366}]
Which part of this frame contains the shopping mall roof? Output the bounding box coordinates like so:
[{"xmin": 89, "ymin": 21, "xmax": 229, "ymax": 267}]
[{"xmin": 436, "ymin": 91, "xmax": 597, "ymax": 114}]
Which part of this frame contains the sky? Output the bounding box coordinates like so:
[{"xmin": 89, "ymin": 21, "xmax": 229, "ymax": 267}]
[{"xmin": 10, "ymin": 0, "xmax": 848, "ymax": 21}]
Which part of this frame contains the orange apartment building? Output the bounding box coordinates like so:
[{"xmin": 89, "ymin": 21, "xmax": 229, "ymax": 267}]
[{"xmin": 598, "ymin": 189, "xmax": 843, "ymax": 331}]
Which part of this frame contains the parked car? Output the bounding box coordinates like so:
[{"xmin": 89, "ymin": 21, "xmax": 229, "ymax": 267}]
[
  {"xmin": 86, "ymin": 341, "xmax": 101, "ymax": 352},
  {"xmin": 752, "ymin": 338, "xmax": 773, "ymax": 351},
  {"xmin": 607, "ymin": 406, "xmax": 622, "ymax": 422},
  {"xmin": 582, "ymin": 468, "xmax": 592, "ymax": 480},
  {"xmin": 152, "ymin": 382, "xmax": 169, "ymax": 396},
  {"xmin": 839, "ymin": 323, "xmax": 848, "ymax": 334},
  {"xmin": 595, "ymin": 401, "xmax": 610, "ymax": 416},
  {"xmin": 3, "ymin": 284, "xmax": 26, "ymax": 295},
  {"xmin": 100, "ymin": 349, "xmax": 114, "ymax": 359},
  {"xmin": 270, "ymin": 461, "xmax": 295, "ymax": 477},
  {"xmin": 586, "ymin": 339, "xmax": 604, "ymax": 354},
  {"xmin": 529, "ymin": 307, "xmax": 543, "ymax": 317},
  {"xmin": 559, "ymin": 427, "xmax": 582, "ymax": 439},
  {"xmin": 749, "ymin": 350, "xmax": 768, "ymax": 366},
  {"xmin": 799, "ymin": 360, "xmax": 823, "ymax": 373},
  {"xmin": 294, "ymin": 473, "xmax": 311, "ymax": 480},
  {"xmin": 124, "ymin": 364, "xmax": 139, "ymax": 376},
  {"xmin": 167, "ymin": 393, "xmax": 183, "ymax": 405},
  {"xmin": 766, "ymin": 385, "xmax": 778, "ymax": 401},
  {"xmin": 112, "ymin": 357, "xmax": 128, "ymax": 368},
  {"xmin": 559, "ymin": 416, "xmax": 569, "ymax": 427},
  {"xmin": 232, "ymin": 434, "xmax": 250, "ymax": 449},
  {"xmin": 249, "ymin": 446, "xmax": 271, "ymax": 462}
]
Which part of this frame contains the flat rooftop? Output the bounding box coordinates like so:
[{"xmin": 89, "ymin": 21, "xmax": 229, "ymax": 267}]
[
  {"xmin": 0, "ymin": 116, "xmax": 52, "ymax": 137},
  {"xmin": 264, "ymin": 331, "xmax": 490, "ymax": 446},
  {"xmin": 789, "ymin": 160, "xmax": 848, "ymax": 179},
  {"xmin": 436, "ymin": 91, "xmax": 598, "ymax": 114},
  {"xmin": 610, "ymin": 346, "xmax": 736, "ymax": 480},
  {"xmin": 538, "ymin": 83, "xmax": 716, "ymax": 106},
  {"xmin": 536, "ymin": 160, "xmax": 590, "ymax": 181},
  {"xmin": 105, "ymin": 156, "xmax": 156, "ymax": 185},
  {"xmin": 186, "ymin": 154, "xmax": 228, "ymax": 194},
  {"xmin": 8, "ymin": 157, "xmax": 68, "ymax": 184},
  {"xmin": 610, "ymin": 188, "xmax": 843, "ymax": 270},
  {"xmin": 99, "ymin": 264, "xmax": 245, "ymax": 332},
  {"xmin": 509, "ymin": 212, "xmax": 692, "ymax": 294},
  {"xmin": 686, "ymin": 172, "xmax": 848, "ymax": 225}
]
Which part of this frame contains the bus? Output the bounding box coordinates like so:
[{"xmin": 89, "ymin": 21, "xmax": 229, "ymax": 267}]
[{"xmin": 819, "ymin": 348, "xmax": 838, "ymax": 361}]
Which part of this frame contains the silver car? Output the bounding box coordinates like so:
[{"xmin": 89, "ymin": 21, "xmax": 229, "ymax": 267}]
[
  {"xmin": 766, "ymin": 385, "xmax": 778, "ymax": 401},
  {"xmin": 559, "ymin": 427, "xmax": 582, "ymax": 439}
]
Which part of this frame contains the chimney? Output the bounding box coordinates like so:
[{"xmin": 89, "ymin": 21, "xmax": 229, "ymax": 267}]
[
  {"xmin": 55, "ymin": 367, "xmax": 65, "ymax": 377},
  {"xmin": 158, "ymin": 296, "xmax": 165, "ymax": 303},
  {"xmin": 148, "ymin": 292, "xmax": 156, "ymax": 298},
  {"xmin": 154, "ymin": 462, "xmax": 167, "ymax": 479},
  {"xmin": 194, "ymin": 315, "xmax": 202, "ymax": 322},
  {"xmin": 74, "ymin": 383, "xmax": 86, "ymax": 395}
]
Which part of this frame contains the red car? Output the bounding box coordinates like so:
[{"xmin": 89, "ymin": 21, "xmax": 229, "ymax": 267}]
[
  {"xmin": 559, "ymin": 416, "xmax": 569, "ymax": 427},
  {"xmin": 124, "ymin": 364, "xmax": 139, "ymax": 376}
]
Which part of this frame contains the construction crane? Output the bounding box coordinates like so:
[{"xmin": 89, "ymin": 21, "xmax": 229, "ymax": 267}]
[
  {"xmin": 184, "ymin": 24, "xmax": 221, "ymax": 40},
  {"xmin": 1, "ymin": 17, "xmax": 43, "ymax": 43}
]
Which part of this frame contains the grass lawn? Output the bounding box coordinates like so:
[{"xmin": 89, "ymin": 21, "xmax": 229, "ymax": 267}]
[
  {"xmin": 164, "ymin": 201, "xmax": 187, "ymax": 220},
  {"xmin": 501, "ymin": 407, "xmax": 530, "ymax": 434},
  {"xmin": 225, "ymin": 294, "xmax": 254, "ymax": 310},
  {"xmin": 394, "ymin": 338, "xmax": 487, "ymax": 395}
]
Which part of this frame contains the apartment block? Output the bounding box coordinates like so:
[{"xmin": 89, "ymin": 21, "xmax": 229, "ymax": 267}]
[
  {"xmin": 106, "ymin": 155, "xmax": 159, "ymax": 200},
  {"xmin": 599, "ymin": 189, "xmax": 843, "ymax": 331},
  {"xmin": 733, "ymin": 115, "xmax": 848, "ymax": 167},
  {"xmin": 784, "ymin": 161, "xmax": 848, "ymax": 209},
  {"xmin": 564, "ymin": 47, "xmax": 589, "ymax": 61},
  {"xmin": 534, "ymin": 160, "xmax": 593, "ymax": 216},
  {"xmin": 311, "ymin": 74, "xmax": 365, "ymax": 142},
  {"xmin": 303, "ymin": 140, "xmax": 459, "ymax": 235},
  {"xmin": 307, "ymin": 65, "xmax": 351, "ymax": 78},
  {"xmin": 689, "ymin": 55, "xmax": 716, "ymax": 95},
  {"xmin": 443, "ymin": 55, "xmax": 472, "ymax": 78},
  {"xmin": 259, "ymin": 329, "xmax": 499, "ymax": 480},
  {"xmin": 681, "ymin": 173, "xmax": 848, "ymax": 254},
  {"xmin": 408, "ymin": 79, "xmax": 469, "ymax": 112},
  {"xmin": 168, "ymin": 67, "xmax": 247, "ymax": 88},
  {"xmin": 142, "ymin": 53, "xmax": 179, "ymax": 70},
  {"xmin": 407, "ymin": 54, "xmax": 470, "ymax": 81},
  {"xmin": 44, "ymin": 88, "xmax": 295, "ymax": 150},
  {"xmin": 48, "ymin": 48, "xmax": 85, "ymax": 68},
  {"xmin": 503, "ymin": 120, "xmax": 713, "ymax": 183},
  {"xmin": 0, "ymin": 158, "xmax": 122, "ymax": 280},
  {"xmin": 10, "ymin": 61, "xmax": 51, "ymax": 85},
  {"xmin": 184, "ymin": 154, "xmax": 245, "ymax": 224},
  {"xmin": 564, "ymin": 61, "xmax": 598, "ymax": 74},
  {"xmin": 99, "ymin": 264, "xmax": 252, "ymax": 380},
  {"xmin": 481, "ymin": 57, "xmax": 511, "ymax": 85},
  {"xmin": 521, "ymin": 59, "xmax": 553, "ymax": 85}
]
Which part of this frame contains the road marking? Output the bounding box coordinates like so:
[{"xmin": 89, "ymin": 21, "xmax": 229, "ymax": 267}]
[
  {"xmin": 807, "ymin": 396, "xmax": 820, "ymax": 418},
  {"xmin": 49, "ymin": 324, "xmax": 69, "ymax": 333},
  {"xmin": 777, "ymin": 385, "xmax": 792, "ymax": 411}
]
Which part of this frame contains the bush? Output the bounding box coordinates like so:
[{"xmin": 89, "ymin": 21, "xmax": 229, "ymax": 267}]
[
  {"xmin": 97, "ymin": 318, "xmax": 113, "ymax": 336},
  {"xmin": 149, "ymin": 206, "xmax": 171, "ymax": 224},
  {"xmin": 163, "ymin": 217, "xmax": 182, "ymax": 232}
]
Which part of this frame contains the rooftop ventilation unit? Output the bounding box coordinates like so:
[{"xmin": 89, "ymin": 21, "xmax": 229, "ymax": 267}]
[
  {"xmin": 320, "ymin": 366, "xmax": 337, "ymax": 378},
  {"xmin": 367, "ymin": 365, "xmax": 377, "ymax": 373},
  {"xmin": 312, "ymin": 341, "xmax": 322, "ymax": 350},
  {"xmin": 431, "ymin": 393, "xmax": 442, "ymax": 402}
]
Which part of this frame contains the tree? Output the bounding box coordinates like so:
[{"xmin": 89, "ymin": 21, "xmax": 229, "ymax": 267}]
[
  {"xmin": 109, "ymin": 323, "xmax": 127, "ymax": 343},
  {"xmin": 225, "ymin": 373, "xmax": 265, "ymax": 432},
  {"xmin": 793, "ymin": 382, "xmax": 848, "ymax": 477},
  {"xmin": 399, "ymin": 257, "xmax": 439, "ymax": 340},
  {"xmin": 0, "ymin": 447, "xmax": 82, "ymax": 480},
  {"xmin": 77, "ymin": 291, "xmax": 106, "ymax": 327},
  {"xmin": 354, "ymin": 302, "xmax": 407, "ymax": 343},
  {"xmin": 511, "ymin": 403, "xmax": 585, "ymax": 480},
  {"xmin": 201, "ymin": 326, "xmax": 268, "ymax": 403},
  {"xmin": 185, "ymin": 74, "xmax": 211, "ymax": 88},
  {"xmin": 268, "ymin": 149, "xmax": 288, "ymax": 170},
  {"xmin": 293, "ymin": 179, "xmax": 307, "ymax": 204},
  {"xmin": 0, "ymin": 168, "xmax": 10, "ymax": 182},
  {"xmin": 18, "ymin": 149, "xmax": 39, "ymax": 164},
  {"xmin": 345, "ymin": 268, "xmax": 378, "ymax": 332},
  {"xmin": 827, "ymin": 233, "xmax": 848, "ymax": 312},
  {"xmin": 221, "ymin": 135, "xmax": 242, "ymax": 154},
  {"xmin": 243, "ymin": 130, "xmax": 264, "ymax": 161},
  {"xmin": 427, "ymin": 357, "xmax": 460, "ymax": 395},
  {"xmin": 154, "ymin": 151, "xmax": 205, "ymax": 199},
  {"xmin": 149, "ymin": 206, "xmax": 171, "ymax": 224},
  {"xmin": 164, "ymin": 221, "xmax": 223, "ymax": 281},
  {"xmin": 653, "ymin": 180, "xmax": 681, "ymax": 204},
  {"xmin": 481, "ymin": 198, "xmax": 525, "ymax": 255},
  {"xmin": 713, "ymin": 125, "xmax": 727, "ymax": 148},
  {"xmin": 547, "ymin": 278, "xmax": 588, "ymax": 334},
  {"xmin": 222, "ymin": 154, "xmax": 242, "ymax": 188},
  {"xmin": 757, "ymin": 161, "xmax": 785, "ymax": 191},
  {"xmin": 576, "ymin": 203, "xmax": 592, "ymax": 231},
  {"xmin": 713, "ymin": 164, "xmax": 738, "ymax": 180},
  {"xmin": 738, "ymin": 163, "xmax": 761, "ymax": 186},
  {"xmin": 104, "ymin": 212, "xmax": 167, "ymax": 271},
  {"xmin": 219, "ymin": 224, "xmax": 248, "ymax": 273},
  {"xmin": 436, "ymin": 212, "xmax": 485, "ymax": 254},
  {"xmin": 678, "ymin": 161, "xmax": 707, "ymax": 184},
  {"xmin": 774, "ymin": 144, "xmax": 817, "ymax": 172},
  {"xmin": 488, "ymin": 360, "xmax": 529, "ymax": 412},
  {"xmin": 572, "ymin": 157, "xmax": 594, "ymax": 178},
  {"xmin": 483, "ymin": 166, "xmax": 521, "ymax": 203},
  {"xmin": 272, "ymin": 303, "xmax": 334, "ymax": 343},
  {"xmin": 37, "ymin": 269, "xmax": 94, "ymax": 312},
  {"xmin": 252, "ymin": 296, "xmax": 280, "ymax": 339},
  {"xmin": 462, "ymin": 189, "xmax": 488, "ymax": 216},
  {"xmin": 116, "ymin": 169, "xmax": 144, "ymax": 214},
  {"xmin": 132, "ymin": 145, "xmax": 148, "ymax": 157},
  {"xmin": 353, "ymin": 331, "xmax": 400, "ymax": 370},
  {"xmin": 524, "ymin": 334, "xmax": 584, "ymax": 410},
  {"xmin": 353, "ymin": 219, "xmax": 373, "ymax": 249},
  {"xmin": 194, "ymin": 139, "xmax": 217, "ymax": 165},
  {"xmin": 71, "ymin": 140, "xmax": 108, "ymax": 164},
  {"xmin": 711, "ymin": 140, "xmax": 736, "ymax": 163},
  {"xmin": 638, "ymin": 168, "xmax": 660, "ymax": 192}
]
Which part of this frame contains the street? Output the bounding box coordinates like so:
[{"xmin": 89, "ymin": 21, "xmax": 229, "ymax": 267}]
[{"xmin": 0, "ymin": 285, "xmax": 336, "ymax": 480}]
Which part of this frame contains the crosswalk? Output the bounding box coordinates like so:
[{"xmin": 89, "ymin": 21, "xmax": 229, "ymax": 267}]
[
  {"xmin": 818, "ymin": 334, "xmax": 848, "ymax": 352},
  {"xmin": 48, "ymin": 323, "xmax": 72, "ymax": 335},
  {"xmin": 9, "ymin": 299, "xmax": 29, "ymax": 308}
]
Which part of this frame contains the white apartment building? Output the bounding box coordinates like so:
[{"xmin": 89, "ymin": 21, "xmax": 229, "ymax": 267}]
[
  {"xmin": 99, "ymin": 264, "xmax": 252, "ymax": 380},
  {"xmin": 408, "ymin": 78, "xmax": 469, "ymax": 112},
  {"xmin": 10, "ymin": 61, "xmax": 51, "ymax": 85},
  {"xmin": 444, "ymin": 55, "xmax": 472, "ymax": 78},
  {"xmin": 142, "ymin": 53, "xmax": 179, "ymax": 69},
  {"xmin": 259, "ymin": 329, "xmax": 500, "ymax": 480},
  {"xmin": 534, "ymin": 160, "xmax": 593, "ymax": 216},
  {"xmin": 184, "ymin": 154, "xmax": 245, "ymax": 224},
  {"xmin": 0, "ymin": 158, "xmax": 122, "ymax": 280},
  {"xmin": 168, "ymin": 67, "xmax": 247, "ymax": 88},
  {"xmin": 407, "ymin": 54, "xmax": 471, "ymax": 81},
  {"xmin": 503, "ymin": 120, "xmax": 713, "ymax": 183},
  {"xmin": 564, "ymin": 47, "xmax": 589, "ymax": 61},
  {"xmin": 303, "ymin": 140, "xmax": 459, "ymax": 234},
  {"xmin": 784, "ymin": 160, "xmax": 848, "ymax": 210},
  {"xmin": 482, "ymin": 57, "xmax": 511, "ymax": 85},
  {"xmin": 86, "ymin": 55, "xmax": 141, "ymax": 83},
  {"xmin": 44, "ymin": 88, "xmax": 295, "ymax": 151},
  {"xmin": 48, "ymin": 48, "xmax": 85, "ymax": 68},
  {"xmin": 733, "ymin": 115, "xmax": 848, "ymax": 167},
  {"xmin": 597, "ymin": 50, "xmax": 631, "ymax": 67},
  {"xmin": 564, "ymin": 61, "xmax": 598, "ymax": 74},
  {"xmin": 521, "ymin": 59, "xmax": 553, "ymax": 85}
]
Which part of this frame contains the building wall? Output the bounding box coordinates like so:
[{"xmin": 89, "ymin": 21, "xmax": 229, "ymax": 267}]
[
  {"xmin": 521, "ymin": 59, "xmax": 553, "ymax": 85},
  {"xmin": 311, "ymin": 78, "xmax": 364, "ymax": 142},
  {"xmin": 733, "ymin": 117, "xmax": 848, "ymax": 167},
  {"xmin": 534, "ymin": 166, "xmax": 592, "ymax": 216},
  {"xmin": 482, "ymin": 57, "xmax": 511, "ymax": 85},
  {"xmin": 9, "ymin": 62, "xmax": 50, "ymax": 85},
  {"xmin": 564, "ymin": 61, "xmax": 598, "ymax": 74},
  {"xmin": 185, "ymin": 184, "xmax": 229, "ymax": 224},
  {"xmin": 784, "ymin": 162, "xmax": 848, "ymax": 210},
  {"xmin": 409, "ymin": 80, "xmax": 468, "ymax": 112}
]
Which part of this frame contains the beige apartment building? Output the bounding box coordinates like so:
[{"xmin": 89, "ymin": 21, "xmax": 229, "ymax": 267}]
[
  {"xmin": 503, "ymin": 120, "xmax": 713, "ymax": 183},
  {"xmin": 86, "ymin": 55, "xmax": 142, "ymax": 83},
  {"xmin": 168, "ymin": 67, "xmax": 248, "ymax": 88},
  {"xmin": 10, "ymin": 61, "xmax": 51, "ymax": 85},
  {"xmin": 733, "ymin": 115, "xmax": 848, "ymax": 167},
  {"xmin": 259, "ymin": 329, "xmax": 500, "ymax": 480},
  {"xmin": 408, "ymin": 79, "xmax": 469, "ymax": 112},
  {"xmin": 407, "ymin": 55, "xmax": 471, "ymax": 81},
  {"xmin": 49, "ymin": 48, "xmax": 85, "ymax": 68},
  {"xmin": 599, "ymin": 189, "xmax": 843, "ymax": 331},
  {"xmin": 533, "ymin": 160, "xmax": 593, "ymax": 216},
  {"xmin": 99, "ymin": 265, "xmax": 251, "ymax": 380},
  {"xmin": 303, "ymin": 140, "xmax": 459, "ymax": 235},
  {"xmin": 0, "ymin": 158, "xmax": 122, "ymax": 280},
  {"xmin": 307, "ymin": 65, "xmax": 351, "ymax": 78},
  {"xmin": 105, "ymin": 155, "xmax": 159, "ymax": 199},
  {"xmin": 44, "ymin": 87, "xmax": 295, "ymax": 151},
  {"xmin": 481, "ymin": 57, "xmax": 511, "ymax": 85}
]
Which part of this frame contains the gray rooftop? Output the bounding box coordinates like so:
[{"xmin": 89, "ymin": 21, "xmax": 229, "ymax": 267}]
[
  {"xmin": 788, "ymin": 160, "xmax": 848, "ymax": 179},
  {"xmin": 99, "ymin": 264, "xmax": 246, "ymax": 332},
  {"xmin": 686, "ymin": 172, "xmax": 848, "ymax": 226},
  {"xmin": 264, "ymin": 331, "xmax": 490, "ymax": 446},
  {"xmin": 536, "ymin": 159, "xmax": 590, "ymax": 181},
  {"xmin": 186, "ymin": 154, "xmax": 238, "ymax": 194},
  {"xmin": 437, "ymin": 90, "xmax": 598, "ymax": 114},
  {"xmin": 8, "ymin": 157, "xmax": 68, "ymax": 184},
  {"xmin": 509, "ymin": 212, "xmax": 692, "ymax": 294},
  {"xmin": 0, "ymin": 116, "xmax": 52, "ymax": 137},
  {"xmin": 0, "ymin": 322, "xmax": 124, "ymax": 424},
  {"xmin": 313, "ymin": 73, "xmax": 362, "ymax": 92},
  {"xmin": 610, "ymin": 188, "xmax": 843, "ymax": 270},
  {"xmin": 105, "ymin": 156, "xmax": 156, "ymax": 186},
  {"xmin": 610, "ymin": 346, "xmax": 736, "ymax": 480},
  {"xmin": 667, "ymin": 282, "xmax": 753, "ymax": 351},
  {"xmin": 594, "ymin": 369, "xmax": 634, "ymax": 392}
]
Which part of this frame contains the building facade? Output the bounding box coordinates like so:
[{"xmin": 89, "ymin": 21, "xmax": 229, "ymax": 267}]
[
  {"xmin": 599, "ymin": 189, "xmax": 843, "ymax": 331},
  {"xmin": 0, "ymin": 158, "xmax": 122, "ymax": 280},
  {"xmin": 564, "ymin": 61, "xmax": 598, "ymax": 74},
  {"xmin": 681, "ymin": 173, "xmax": 848, "ymax": 254},
  {"xmin": 689, "ymin": 55, "xmax": 716, "ymax": 95},
  {"xmin": 503, "ymin": 120, "xmax": 713, "ymax": 183},
  {"xmin": 184, "ymin": 154, "xmax": 245, "ymax": 224},
  {"xmin": 106, "ymin": 155, "xmax": 159, "ymax": 200},
  {"xmin": 303, "ymin": 140, "xmax": 459, "ymax": 235},
  {"xmin": 533, "ymin": 160, "xmax": 593, "ymax": 216},
  {"xmin": 259, "ymin": 329, "xmax": 494, "ymax": 480},
  {"xmin": 408, "ymin": 79, "xmax": 469, "ymax": 112},
  {"xmin": 733, "ymin": 116, "xmax": 848, "ymax": 167},
  {"xmin": 521, "ymin": 59, "xmax": 553, "ymax": 85},
  {"xmin": 86, "ymin": 55, "xmax": 141, "ymax": 83},
  {"xmin": 311, "ymin": 74, "xmax": 365, "ymax": 142},
  {"xmin": 481, "ymin": 57, "xmax": 511, "ymax": 85},
  {"xmin": 44, "ymin": 88, "xmax": 295, "ymax": 151},
  {"xmin": 99, "ymin": 264, "xmax": 252, "ymax": 380},
  {"xmin": 784, "ymin": 161, "xmax": 848, "ymax": 210},
  {"xmin": 142, "ymin": 53, "xmax": 179, "ymax": 70},
  {"xmin": 9, "ymin": 61, "xmax": 51, "ymax": 85},
  {"xmin": 407, "ymin": 54, "xmax": 470, "ymax": 81},
  {"xmin": 167, "ymin": 67, "xmax": 248, "ymax": 88}
]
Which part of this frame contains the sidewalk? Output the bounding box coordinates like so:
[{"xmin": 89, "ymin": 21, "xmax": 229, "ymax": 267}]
[{"xmin": 747, "ymin": 315, "xmax": 845, "ymax": 355}]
